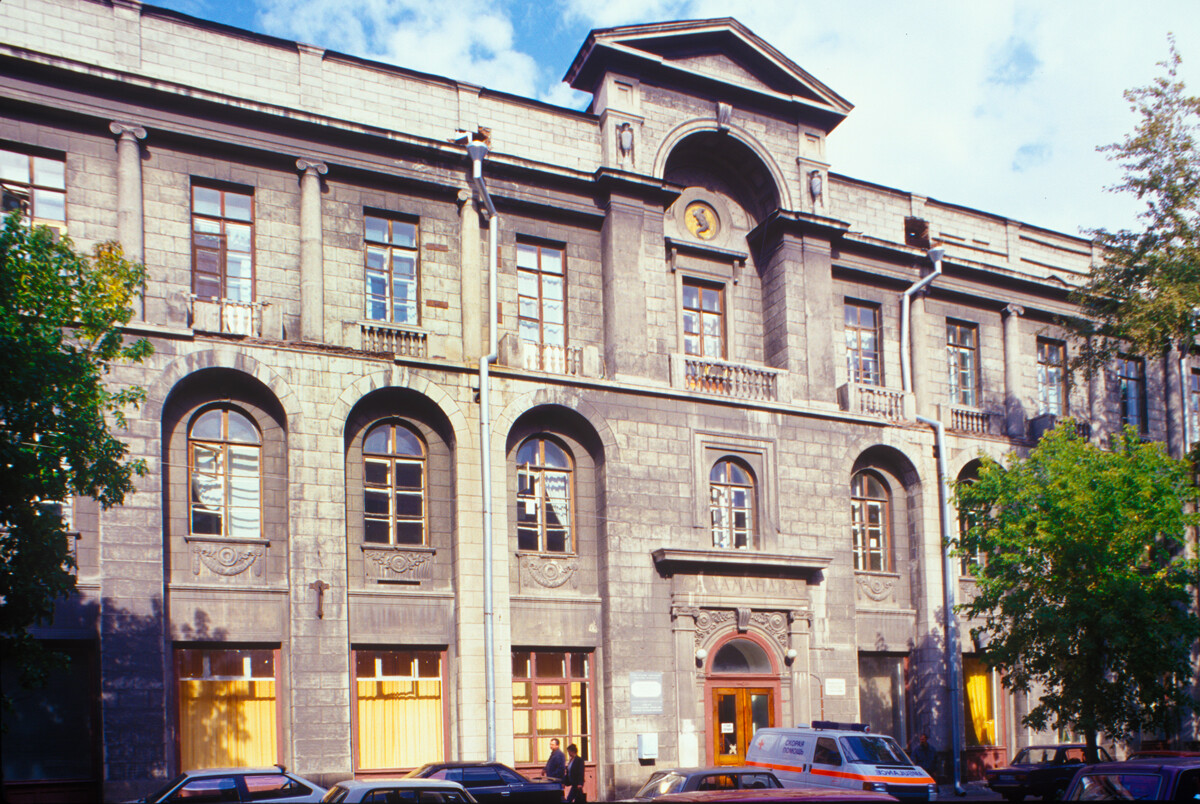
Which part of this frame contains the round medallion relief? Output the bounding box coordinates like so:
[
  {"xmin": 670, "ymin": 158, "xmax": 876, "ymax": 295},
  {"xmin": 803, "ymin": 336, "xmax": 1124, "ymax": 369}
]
[{"xmin": 684, "ymin": 201, "xmax": 721, "ymax": 241}]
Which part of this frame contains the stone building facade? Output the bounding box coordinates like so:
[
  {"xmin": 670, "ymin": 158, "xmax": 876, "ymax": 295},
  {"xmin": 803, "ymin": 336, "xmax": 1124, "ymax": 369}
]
[{"xmin": 2, "ymin": 2, "xmax": 1198, "ymax": 802}]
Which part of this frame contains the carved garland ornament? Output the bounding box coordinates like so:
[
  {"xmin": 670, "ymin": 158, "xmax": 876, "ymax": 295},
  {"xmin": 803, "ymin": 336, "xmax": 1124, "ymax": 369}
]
[
  {"xmin": 520, "ymin": 556, "xmax": 579, "ymax": 589},
  {"xmin": 672, "ymin": 607, "xmax": 792, "ymax": 654},
  {"xmin": 856, "ymin": 573, "xmax": 897, "ymax": 603},
  {"xmin": 365, "ymin": 550, "xmax": 431, "ymax": 579},
  {"xmin": 192, "ymin": 542, "xmax": 264, "ymax": 577}
]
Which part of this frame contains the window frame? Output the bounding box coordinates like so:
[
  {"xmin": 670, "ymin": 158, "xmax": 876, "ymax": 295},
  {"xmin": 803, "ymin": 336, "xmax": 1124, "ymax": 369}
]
[
  {"xmin": 351, "ymin": 647, "xmax": 448, "ymax": 772},
  {"xmin": 1036, "ymin": 338, "xmax": 1068, "ymax": 417},
  {"xmin": 850, "ymin": 470, "xmax": 891, "ymax": 573},
  {"xmin": 1118, "ymin": 355, "xmax": 1147, "ymax": 433},
  {"xmin": 515, "ymin": 436, "xmax": 575, "ymax": 555},
  {"xmin": 0, "ymin": 147, "xmax": 66, "ymax": 226},
  {"xmin": 682, "ymin": 277, "xmax": 726, "ymax": 359},
  {"xmin": 362, "ymin": 420, "xmax": 428, "ymax": 547},
  {"xmin": 511, "ymin": 650, "xmax": 594, "ymax": 767},
  {"xmin": 1189, "ymin": 368, "xmax": 1199, "ymax": 451},
  {"xmin": 175, "ymin": 645, "xmax": 280, "ymax": 771},
  {"xmin": 516, "ymin": 241, "xmax": 567, "ymax": 349},
  {"xmin": 191, "ymin": 182, "xmax": 255, "ymax": 303},
  {"xmin": 844, "ymin": 300, "xmax": 882, "ymax": 386},
  {"xmin": 946, "ymin": 320, "xmax": 980, "ymax": 408},
  {"xmin": 709, "ymin": 458, "xmax": 756, "ymax": 550},
  {"xmin": 364, "ymin": 213, "xmax": 419, "ymax": 325},
  {"xmin": 187, "ymin": 406, "xmax": 263, "ymax": 540}
]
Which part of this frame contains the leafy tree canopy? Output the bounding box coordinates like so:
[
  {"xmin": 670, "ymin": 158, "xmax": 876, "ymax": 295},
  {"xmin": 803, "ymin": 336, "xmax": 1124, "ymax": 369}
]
[
  {"xmin": 956, "ymin": 424, "xmax": 1200, "ymax": 759},
  {"xmin": 0, "ymin": 211, "xmax": 151, "ymax": 688},
  {"xmin": 1078, "ymin": 37, "xmax": 1200, "ymax": 361}
]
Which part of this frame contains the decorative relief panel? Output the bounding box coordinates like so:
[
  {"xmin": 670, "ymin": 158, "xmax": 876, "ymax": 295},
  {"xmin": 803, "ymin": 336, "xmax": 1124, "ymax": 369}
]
[
  {"xmin": 671, "ymin": 606, "xmax": 793, "ymax": 654},
  {"xmin": 363, "ymin": 546, "xmax": 433, "ymax": 583},
  {"xmin": 189, "ymin": 538, "xmax": 265, "ymax": 579},
  {"xmin": 855, "ymin": 571, "xmax": 900, "ymax": 607},
  {"xmin": 519, "ymin": 554, "xmax": 579, "ymax": 591}
]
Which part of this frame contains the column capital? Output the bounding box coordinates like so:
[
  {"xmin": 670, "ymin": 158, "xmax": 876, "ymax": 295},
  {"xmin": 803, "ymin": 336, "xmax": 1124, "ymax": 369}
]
[
  {"xmin": 109, "ymin": 121, "xmax": 147, "ymax": 141},
  {"xmin": 1004, "ymin": 303, "xmax": 1025, "ymax": 318},
  {"xmin": 295, "ymin": 158, "xmax": 328, "ymax": 176}
]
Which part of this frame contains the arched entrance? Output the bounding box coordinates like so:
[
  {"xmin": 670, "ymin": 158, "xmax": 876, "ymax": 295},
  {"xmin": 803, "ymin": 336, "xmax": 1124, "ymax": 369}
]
[{"xmin": 704, "ymin": 636, "xmax": 780, "ymax": 765}]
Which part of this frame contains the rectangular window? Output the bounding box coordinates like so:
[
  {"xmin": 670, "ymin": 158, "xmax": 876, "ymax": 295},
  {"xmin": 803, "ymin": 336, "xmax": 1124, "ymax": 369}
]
[
  {"xmin": 946, "ymin": 321, "xmax": 979, "ymax": 407},
  {"xmin": 845, "ymin": 301, "xmax": 882, "ymax": 385},
  {"xmin": 1118, "ymin": 355, "xmax": 1146, "ymax": 432},
  {"xmin": 354, "ymin": 649, "xmax": 444, "ymax": 770},
  {"xmin": 176, "ymin": 647, "xmax": 276, "ymax": 770},
  {"xmin": 683, "ymin": 278, "xmax": 724, "ymax": 359},
  {"xmin": 365, "ymin": 214, "xmax": 418, "ymax": 324},
  {"xmin": 517, "ymin": 242, "xmax": 566, "ymax": 348},
  {"xmin": 192, "ymin": 184, "xmax": 254, "ymax": 303},
  {"xmin": 1037, "ymin": 338, "xmax": 1067, "ymax": 416},
  {"xmin": 963, "ymin": 656, "xmax": 997, "ymax": 747},
  {"xmin": 512, "ymin": 651, "xmax": 592, "ymax": 767},
  {"xmin": 0, "ymin": 147, "xmax": 66, "ymax": 226}
]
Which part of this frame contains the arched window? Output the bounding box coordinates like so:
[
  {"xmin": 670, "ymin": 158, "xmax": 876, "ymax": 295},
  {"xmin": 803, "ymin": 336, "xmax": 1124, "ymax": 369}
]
[
  {"xmin": 189, "ymin": 407, "xmax": 261, "ymax": 539},
  {"xmin": 710, "ymin": 459, "xmax": 755, "ymax": 549},
  {"xmin": 363, "ymin": 422, "xmax": 427, "ymax": 545},
  {"xmin": 710, "ymin": 639, "xmax": 772, "ymax": 674},
  {"xmin": 851, "ymin": 471, "xmax": 890, "ymax": 571},
  {"xmin": 516, "ymin": 437, "xmax": 573, "ymax": 553}
]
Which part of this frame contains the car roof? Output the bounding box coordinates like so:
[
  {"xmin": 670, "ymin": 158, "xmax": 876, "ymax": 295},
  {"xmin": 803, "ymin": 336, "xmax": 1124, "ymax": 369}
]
[
  {"xmin": 1085, "ymin": 757, "xmax": 1200, "ymax": 771},
  {"xmin": 332, "ymin": 779, "xmax": 467, "ymax": 790},
  {"xmin": 653, "ymin": 768, "xmax": 778, "ymax": 775},
  {"xmin": 183, "ymin": 767, "xmax": 297, "ymax": 778},
  {"xmin": 417, "ymin": 761, "xmax": 508, "ymax": 768}
]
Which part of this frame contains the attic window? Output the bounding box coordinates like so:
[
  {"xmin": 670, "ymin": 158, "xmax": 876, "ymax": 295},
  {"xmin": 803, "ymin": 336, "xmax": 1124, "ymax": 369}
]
[{"xmin": 904, "ymin": 217, "xmax": 931, "ymax": 249}]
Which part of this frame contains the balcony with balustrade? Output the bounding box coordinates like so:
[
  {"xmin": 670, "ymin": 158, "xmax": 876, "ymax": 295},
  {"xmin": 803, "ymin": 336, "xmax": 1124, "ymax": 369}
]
[
  {"xmin": 360, "ymin": 321, "xmax": 429, "ymax": 358},
  {"xmin": 499, "ymin": 334, "xmax": 604, "ymax": 379},
  {"xmin": 191, "ymin": 297, "xmax": 268, "ymax": 338},
  {"xmin": 837, "ymin": 382, "xmax": 912, "ymax": 421},
  {"xmin": 669, "ymin": 355, "xmax": 785, "ymax": 403}
]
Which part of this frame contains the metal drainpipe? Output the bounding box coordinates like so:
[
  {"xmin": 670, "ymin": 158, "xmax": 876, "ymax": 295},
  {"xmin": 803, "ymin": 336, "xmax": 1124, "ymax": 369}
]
[
  {"xmin": 917, "ymin": 412, "xmax": 967, "ymax": 796},
  {"xmin": 467, "ymin": 138, "xmax": 499, "ymax": 761},
  {"xmin": 901, "ymin": 247, "xmax": 945, "ymax": 393}
]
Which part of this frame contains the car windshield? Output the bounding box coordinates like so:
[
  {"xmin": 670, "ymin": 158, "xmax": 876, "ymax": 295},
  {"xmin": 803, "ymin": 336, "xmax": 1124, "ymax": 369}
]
[
  {"xmin": 839, "ymin": 735, "xmax": 913, "ymax": 766},
  {"xmin": 1015, "ymin": 748, "xmax": 1060, "ymax": 765},
  {"xmin": 635, "ymin": 772, "xmax": 686, "ymax": 798},
  {"xmin": 1067, "ymin": 773, "xmax": 1162, "ymax": 801},
  {"xmin": 321, "ymin": 786, "xmax": 349, "ymax": 803},
  {"xmin": 144, "ymin": 773, "xmax": 188, "ymax": 802}
]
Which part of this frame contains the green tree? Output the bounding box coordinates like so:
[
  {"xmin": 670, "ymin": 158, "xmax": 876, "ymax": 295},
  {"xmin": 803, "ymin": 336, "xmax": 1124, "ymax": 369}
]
[
  {"xmin": 0, "ymin": 211, "xmax": 152, "ymax": 690},
  {"xmin": 956, "ymin": 424, "xmax": 1200, "ymax": 761},
  {"xmin": 1078, "ymin": 37, "xmax": 1200, "ymax": 362}
]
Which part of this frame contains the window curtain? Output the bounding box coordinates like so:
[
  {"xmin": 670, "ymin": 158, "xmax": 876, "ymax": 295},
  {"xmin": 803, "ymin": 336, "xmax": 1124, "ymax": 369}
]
[
  {"xmin": 179, "ymin": 680, "xmax": 276, "ymax": 770},
  {"xmin": 964, "ymin": 662, "xmax": 995, "ymax": 746},
  {"xmin": 357, "ymin": 679, "xmax": 443, "ymax": 769}
]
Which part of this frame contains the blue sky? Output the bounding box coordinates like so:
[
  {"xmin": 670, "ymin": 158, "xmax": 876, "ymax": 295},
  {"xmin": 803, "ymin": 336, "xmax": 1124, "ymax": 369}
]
[{"xmin": 153, "ymin": 0, "xmax": 1197, "ymax": 236}]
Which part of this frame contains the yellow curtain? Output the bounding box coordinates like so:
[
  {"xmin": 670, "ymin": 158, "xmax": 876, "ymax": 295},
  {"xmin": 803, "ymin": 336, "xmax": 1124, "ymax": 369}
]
[
  {"xmin": 357, "ymin": 679, "xmax": 443, "ymax": 769},
  {"xmin": 180, "ymin": 680, "xmax": 276, "ymax": 770},
  {"xmin": 964, "ymin": 665, "xmax": 995, "ymax": 746}
]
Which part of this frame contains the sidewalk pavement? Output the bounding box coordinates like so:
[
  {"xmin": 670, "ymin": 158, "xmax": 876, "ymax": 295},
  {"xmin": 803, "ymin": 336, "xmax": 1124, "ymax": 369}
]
[{"xmin": 936, "ymin": 781, "xmax": 1002, "ymax": 800}]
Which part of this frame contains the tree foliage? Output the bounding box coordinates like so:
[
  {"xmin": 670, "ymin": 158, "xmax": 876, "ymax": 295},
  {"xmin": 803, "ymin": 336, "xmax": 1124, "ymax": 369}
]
[
  {"xmin": 0, "ymin": 211, "xmax": 152, "ymax": 686},
  {"xmin": 956, "ymin": 424, "xmax": 1200, "ymax": 759},
  {"xmin": 1077, "ymin": 37, "xmax": 1200, "ymax": 361}
]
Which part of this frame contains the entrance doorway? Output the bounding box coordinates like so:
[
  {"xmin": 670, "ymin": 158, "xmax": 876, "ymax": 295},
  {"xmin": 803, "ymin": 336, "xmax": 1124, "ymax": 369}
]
[
  {"xmin": 712, "ymin": 687, "xmax": 774, "ymax": 764},
  {"xmin": 704, "ymin": 637, "xmax": 780, "ymax": 765}
]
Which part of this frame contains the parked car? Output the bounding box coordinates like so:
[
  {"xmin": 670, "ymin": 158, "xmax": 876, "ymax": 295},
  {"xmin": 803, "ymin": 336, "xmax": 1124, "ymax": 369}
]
[
  {"xmin": 650, "ymin": 787, "xmax": 897, "ymax": 803},
  {"xmin": 985, "ymin": 745, "xmax": 1113, "ymax": 801},
  {"xmin": 322, "ymin": 778, "xmax": 477, "ymax": 803},
  {"xmin": 130, "ymin": 766, "xmax": 326, "ymax": 803},
  {"xmin": 404, "ymin": 761, "xmax": 561, "ymax": 804},
  {"xmin": 632, "ymin": 767, "xmax": 784, "ymax": 799},
  {"xmin": 1065, "ymin": 756, "xmax": 1200, "ymax": 800},
  {"xmin": 1126, "ymin": 749, "xmax": 1200, "ymax": 760}
]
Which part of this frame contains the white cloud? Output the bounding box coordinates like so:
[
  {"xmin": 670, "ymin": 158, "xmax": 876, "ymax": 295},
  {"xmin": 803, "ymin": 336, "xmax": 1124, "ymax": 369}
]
[{"xmin": 256, "ymin": 0, "xmax": 546, "ymax": 98}]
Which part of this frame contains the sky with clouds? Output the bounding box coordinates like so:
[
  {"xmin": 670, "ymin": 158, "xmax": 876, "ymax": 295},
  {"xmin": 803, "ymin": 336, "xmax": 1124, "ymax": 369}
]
[{"xmin": 155, "ymin": 0, "xmax": 1197, "ymax": 237}]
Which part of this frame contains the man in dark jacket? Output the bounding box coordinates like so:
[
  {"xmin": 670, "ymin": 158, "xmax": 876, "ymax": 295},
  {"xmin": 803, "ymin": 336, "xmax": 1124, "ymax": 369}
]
[
  {"xmin": 911, "ymin": 733, "xmax": 937, "ymax": 778},
  {"xmin": 565, "ymin": 743, "xmax": 585, "ymax": 803},
  {"xmin": 543, "ymin": 738, "xmax": 566, "ymax": 782}
]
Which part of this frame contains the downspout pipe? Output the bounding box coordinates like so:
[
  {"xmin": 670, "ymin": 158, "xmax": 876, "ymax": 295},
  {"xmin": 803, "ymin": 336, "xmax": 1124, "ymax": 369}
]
[
  {"xmin": 902, "ymin": 247, "xmax": 945, "ymax": 393},
  {"xmin": 917, "ymin": 412, "xmax": 967, "ymax": 797},
  {"xmin": 467, "ymin": 138, "xmax": 499, "ymax": 762}
]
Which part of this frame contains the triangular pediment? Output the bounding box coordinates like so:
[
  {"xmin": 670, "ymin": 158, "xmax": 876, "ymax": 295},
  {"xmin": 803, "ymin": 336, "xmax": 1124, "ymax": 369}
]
[{"xmin": 565, "ymin": 18, "xmax": 853, "ymax": 125}]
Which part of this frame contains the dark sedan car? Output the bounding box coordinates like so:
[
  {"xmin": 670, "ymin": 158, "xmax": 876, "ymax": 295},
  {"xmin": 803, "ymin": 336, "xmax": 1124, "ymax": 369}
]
[
  {"xmin": 1065, "ymin": 756, "xmax": 1200, "ymax": 800},
  {"xmin": 986, "ymin": 745, "xmax": 1113, "ymax": 801},
  {"xmin": 405, "ymin": 761, "xmax": 561, "ymax": 804},
  {"xmin": 632, "ymin": 767, "xmax": 784, "ymax": 799}
]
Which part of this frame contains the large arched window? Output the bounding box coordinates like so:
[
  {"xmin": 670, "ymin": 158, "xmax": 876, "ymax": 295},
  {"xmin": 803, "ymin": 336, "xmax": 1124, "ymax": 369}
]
[
  {"xmin": 189, "ymin": 407, "xmax": 261, "ymax": 539},
  {"xmin": 851, "ymin": 471, "xmax": 890, "ymax": 571},
  {"xmin": 710, "ymin": 459, "xmax": 755, "ymax": 549},
  {"xmin": 516, "ymin": 437, "xmax": 573, "ymax": 553},
  {"xmin": 363, "ymin": 421, "xmax": 427, "ymax": 545}
]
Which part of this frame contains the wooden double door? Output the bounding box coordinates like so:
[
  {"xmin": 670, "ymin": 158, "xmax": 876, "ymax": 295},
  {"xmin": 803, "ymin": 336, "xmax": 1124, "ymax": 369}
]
[{"xmin": 711, "ymin": 687, "xmax": 775, "ymax": 765}]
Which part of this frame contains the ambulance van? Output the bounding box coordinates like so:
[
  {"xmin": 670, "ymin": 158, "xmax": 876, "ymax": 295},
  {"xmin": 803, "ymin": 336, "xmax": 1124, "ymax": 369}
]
[{"xmin": 744, "ymin": 721, "xmax": 936, "ymax": 801}]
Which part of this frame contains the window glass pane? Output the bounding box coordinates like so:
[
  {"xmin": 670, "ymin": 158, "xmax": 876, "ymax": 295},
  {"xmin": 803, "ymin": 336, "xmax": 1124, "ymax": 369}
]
[
  {"xmin": 193, "ymin": 186, "xmax": 221, "ymax": 217},
  {"xmin": 226, "ymin": 411, "xmax": 258, "ymax": 443},
  {"xmin": 516, "ymin": 244, "xmax": 538, "ymax": 269},
  {"xmin": 701, "ymin": 287, "xmax": 721, "ymax": 313},
  {"xmin": 682, "ymin": 284, "xmax": 699, "ymax": 309},
  {"xmin": 364, "ymin": 489, "xmax": 390, "ymax": 516},
  {"xmin": 394, "ymin": 492, "xmax": 422, "ymax": 518},
  {"xmin": 225, "ymin": 192, "xmax": 252, "ymax": 221},
  {"xmin": 541, "ymin": 442, "xmax": 569, "ymax": 469},
  {"xmin": 364, "ymin": 425, "xmax": 390, "ymax": 454},
  {"xmin": 31, "ymin": 157, "xmax": 65, "ymax": 189},
  {"xmin": 393, "ymin": 462, "xmax": 422, "ymax": 490},
  {"xmin": 541, "ymin": 249, "xmax": 563, "ymax": 275},
  {"xmin": 392, "ymin": 221, "xmax": 416, "ymax": 248},
  {"xmin": 543, "ymin": 275, "xmax": 563, "ymax": 302},
  {"xmin": 512, "ymin": 653, "xmax": 531, "ymax": 678},
  {"xmin": 192, "ymin": 410, "xmax": 223, "ymax": 440},
  {"xmin": 392, "ymin": 254, "xmax": 415, "ymax": 278},
  {"xmin": 364, "ymin": 216, "xmax": 388, "ymax": 243},
  {"xmin": 225, "ymin": 223, "xmax": 251, "ymax": 253},
  {"xmin": 0, "ymin": 150, "xmax": 28, "ymax": 182},
  {"xmin": 394, "ymin": 521, "xmax": 423, "ymax": 544},
  {"xmin": 535, "ymin": 653, "xmax": 565, "ymax": 678},
  {"xmin": 519, "ymin": 319, "xmax": 540, "ymax": 343},
  {"xmin": 392, "ymin": 427, "xmax": 422, "ymax": 456},
  {"xmin": 33, "ymin": 189, "xmax": 65, "ymax": 222}
]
